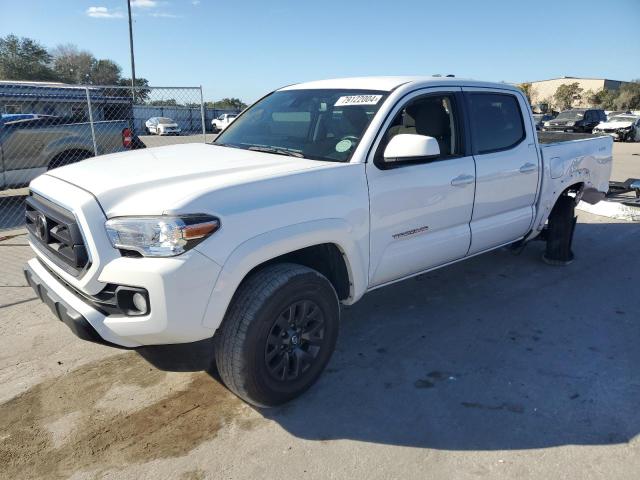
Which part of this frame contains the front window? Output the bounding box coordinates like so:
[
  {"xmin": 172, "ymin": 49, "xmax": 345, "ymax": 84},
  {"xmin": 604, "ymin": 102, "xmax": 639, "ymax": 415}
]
[
  {"xmin": 214, "ymin": 89, "xmax": 388, "ymax": 162},
  {"xmin": 556, "ymin": 111, "xmax": 584, "ymax": 120},
  {"xmin": 609, "ymin": 116, "xmax": 636, "ymax": 123},
  {"xmin": 158, "ymin": 117, "xmax": 174, "ymax": 124}
]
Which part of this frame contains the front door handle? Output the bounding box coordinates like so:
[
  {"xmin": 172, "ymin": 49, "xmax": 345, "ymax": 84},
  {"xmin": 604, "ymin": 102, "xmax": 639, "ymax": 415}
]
[
  {"xmin": 450, "ymin": 174, "xmax": 475, "ymax": 187},
  {"xmin": 519, "ymin": 162, "xmax": 537, "ymax": 173}
]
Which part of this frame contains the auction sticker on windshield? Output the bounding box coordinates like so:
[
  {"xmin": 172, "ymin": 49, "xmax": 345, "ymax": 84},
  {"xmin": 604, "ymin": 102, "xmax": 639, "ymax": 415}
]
[{"xmin": 335, "ymin": 95, "xmax": 383, "ymax": 106}]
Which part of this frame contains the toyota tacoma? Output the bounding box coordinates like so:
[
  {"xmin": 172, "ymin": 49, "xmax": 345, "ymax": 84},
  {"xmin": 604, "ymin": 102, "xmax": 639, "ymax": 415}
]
[{"xmin": 23, "ymin": 77, "xmax": 612, "ymax": 406}]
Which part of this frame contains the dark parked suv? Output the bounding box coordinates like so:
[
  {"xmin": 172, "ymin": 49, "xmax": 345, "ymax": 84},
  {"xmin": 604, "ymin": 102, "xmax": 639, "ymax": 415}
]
[{"xmin": 542, "ymin": 109, "xmax": 607, "ymax": 133}]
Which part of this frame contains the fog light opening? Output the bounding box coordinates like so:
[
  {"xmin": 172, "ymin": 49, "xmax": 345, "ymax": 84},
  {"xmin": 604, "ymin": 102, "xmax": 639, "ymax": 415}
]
[
  {"xmin": 115, "ymin": 287, "xmax": 149, "ymax": 316},
  {"xmin": 132, "ymin": 292, "xmax": 147, "ymax": 313}
]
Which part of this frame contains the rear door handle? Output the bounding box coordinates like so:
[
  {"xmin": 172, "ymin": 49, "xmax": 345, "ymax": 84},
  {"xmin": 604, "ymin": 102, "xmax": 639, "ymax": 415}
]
[
  {"xmin": 519, "ymin": 162, "xmax": 537, "ymax": 173},
  {"xmin": 450, "ymin": 174, "xmax": 475, "ymax": 187}
]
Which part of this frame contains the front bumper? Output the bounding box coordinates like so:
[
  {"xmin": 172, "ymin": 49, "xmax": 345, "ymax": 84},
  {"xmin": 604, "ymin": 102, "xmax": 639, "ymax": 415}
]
[
  {"xmin": 158, "ymin": 129, "xmax": 181, "ymax": 135},
  {"xmin": 24, "ymin": 262, "xmax": 110, "ymax": 346},
  {"xmin": 24, "ymin": 249, "xmax": 222, "ymax": 347},
  {"xmin": 594, "ymin": 129, "xmax": 632, "ymax": 141}
]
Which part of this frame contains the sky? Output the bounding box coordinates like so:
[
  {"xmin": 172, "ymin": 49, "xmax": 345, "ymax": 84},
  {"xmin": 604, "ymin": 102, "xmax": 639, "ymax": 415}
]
[{"xmin": 1, "ymin": 0, "xmax": 639, "ymax": 103}]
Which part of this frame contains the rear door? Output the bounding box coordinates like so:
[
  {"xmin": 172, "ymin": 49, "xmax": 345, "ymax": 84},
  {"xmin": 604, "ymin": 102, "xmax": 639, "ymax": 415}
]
[
  {"xmin": 463, "ymin": 89, "xmax": 539, "ymax": 254},
  {"xmin": 366, "ymin": 88, "xmax": 476, "ymax": 287}
]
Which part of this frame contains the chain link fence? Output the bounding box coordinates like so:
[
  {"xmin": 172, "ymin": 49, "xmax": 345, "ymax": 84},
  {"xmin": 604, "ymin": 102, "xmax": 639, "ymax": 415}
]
[{"xmin": 0, "ymin": 81, "xmax": 238, "ymax": 285}]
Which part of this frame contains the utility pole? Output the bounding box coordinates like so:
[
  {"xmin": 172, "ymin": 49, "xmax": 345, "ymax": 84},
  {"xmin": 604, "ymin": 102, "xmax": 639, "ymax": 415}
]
[{"xmin": 127, "ymin": 0, "xmax": 136, "ymax": 102}]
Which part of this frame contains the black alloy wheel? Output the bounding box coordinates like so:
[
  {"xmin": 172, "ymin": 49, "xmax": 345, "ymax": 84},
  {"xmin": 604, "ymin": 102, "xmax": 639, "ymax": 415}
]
[{"xmin": 264, "ymin": 300, "xmax": 325, "ymax": 382}]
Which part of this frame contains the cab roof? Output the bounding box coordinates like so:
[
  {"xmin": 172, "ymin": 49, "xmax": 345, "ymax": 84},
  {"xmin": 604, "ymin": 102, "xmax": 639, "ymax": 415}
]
[{"xmin": 280, "ymin": 76, "xmax": 520, "ymax": 93}]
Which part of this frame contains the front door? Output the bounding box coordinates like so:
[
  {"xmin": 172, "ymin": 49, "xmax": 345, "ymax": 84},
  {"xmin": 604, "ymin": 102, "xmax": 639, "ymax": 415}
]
[
  {"xmin": 462, "ymin": 89, "xmax": 540, "ymax": 255},
  {"xmin": 366, "ymin": 89, "xmax": 476, "ymax": 287}
]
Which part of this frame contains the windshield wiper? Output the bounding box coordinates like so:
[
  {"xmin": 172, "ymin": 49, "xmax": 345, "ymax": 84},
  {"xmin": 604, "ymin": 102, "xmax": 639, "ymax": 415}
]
[
  {"xmin": 214, "ymin": 142, "xmax": 244, "ymax": 149},
  {"xmin": 247, "ymin": 145, "xmax": 305, "ymax": 158}
]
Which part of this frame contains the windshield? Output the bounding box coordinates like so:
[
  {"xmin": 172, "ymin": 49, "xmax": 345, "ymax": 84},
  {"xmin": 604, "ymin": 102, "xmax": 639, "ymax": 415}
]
[
  {"xmin": 214, "ymin": 89, "xmax": 388, "ymax": 162},
  {"xmin": 158, "ymin": 117, "xmax": 175, "ymax": 124},
  {"xmin": 609, "ymin": 116, "xmax": 636, "ymax": 122},
  {"xmin": 556, "ymin": 111, "xmax": 584, "ymax": 120}
]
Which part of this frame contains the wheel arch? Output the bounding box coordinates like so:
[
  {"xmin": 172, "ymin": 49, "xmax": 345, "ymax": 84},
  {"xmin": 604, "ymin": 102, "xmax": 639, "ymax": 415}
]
[
  {"xmin": 526, "ymin": 181, "xmax": 586, "ymax": 242},
  {"xmin": 200, "ymin": 219, "xmax": 368, "ymax": 331},
  {"xmin": 243, "ymin": 243, "xmax": 351, "ymax": 301},
  {"xmin": 47, "ymin": 148, "xmax": 94, "ymax": 169}
]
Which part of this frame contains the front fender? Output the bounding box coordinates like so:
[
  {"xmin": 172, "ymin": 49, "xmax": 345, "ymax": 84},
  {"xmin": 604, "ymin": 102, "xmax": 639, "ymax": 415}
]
[{"xmin": 198, "ymin": 218, "xmax": 368, "ymax": 331}]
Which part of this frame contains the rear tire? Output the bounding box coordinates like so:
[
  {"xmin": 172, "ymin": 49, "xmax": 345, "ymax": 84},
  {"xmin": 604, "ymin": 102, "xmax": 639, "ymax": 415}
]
[
  {"xmin": 214, "ymin": 263, "xmax": 340, "ymax": 407},
  {"xmin": 543, "ymin": 195, "xmax": 577, "ymax": 266}
]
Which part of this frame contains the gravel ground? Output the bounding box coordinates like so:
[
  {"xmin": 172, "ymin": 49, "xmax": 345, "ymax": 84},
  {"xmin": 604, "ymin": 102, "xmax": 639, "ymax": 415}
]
[{"xmin": 0, "ymin": 143, "xmax": 639, "ymax": 480}]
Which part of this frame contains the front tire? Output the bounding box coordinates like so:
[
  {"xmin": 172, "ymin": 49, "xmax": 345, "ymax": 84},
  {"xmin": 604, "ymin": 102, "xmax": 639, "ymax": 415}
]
[{"xmin": 214, "ymin": 263, "xmax": 340, "ymax": 407}]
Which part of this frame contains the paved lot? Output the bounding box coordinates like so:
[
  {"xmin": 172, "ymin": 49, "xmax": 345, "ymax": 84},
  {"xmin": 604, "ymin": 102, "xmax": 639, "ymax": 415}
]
[{"xmin": 0, "ymin": 142, "xmax": 639, "ymax": 480}]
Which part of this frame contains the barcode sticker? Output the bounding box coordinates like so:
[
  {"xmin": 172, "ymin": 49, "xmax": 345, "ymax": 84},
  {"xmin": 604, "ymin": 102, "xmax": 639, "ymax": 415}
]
[{"xmin": 334, "ymin": 95, "xmax": 382, "ymax": 106}]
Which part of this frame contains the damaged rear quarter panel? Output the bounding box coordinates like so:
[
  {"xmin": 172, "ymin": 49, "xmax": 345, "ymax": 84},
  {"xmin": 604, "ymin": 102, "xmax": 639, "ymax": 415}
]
[{"xmin": 530, "ymin": 135, "xmax": 613, "ymax": 236}]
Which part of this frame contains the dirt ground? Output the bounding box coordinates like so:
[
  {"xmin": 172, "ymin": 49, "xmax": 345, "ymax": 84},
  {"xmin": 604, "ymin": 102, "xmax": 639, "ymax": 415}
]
[{"xmin": 0, "ymin": 143, "xmax": 639, "ymax": 480}]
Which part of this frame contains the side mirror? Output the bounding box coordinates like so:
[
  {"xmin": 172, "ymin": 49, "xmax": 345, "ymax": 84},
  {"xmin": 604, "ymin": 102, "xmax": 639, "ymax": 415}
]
[{"xmin": 383, "ymin": 134, "xmax": 440, "ymax": 162}]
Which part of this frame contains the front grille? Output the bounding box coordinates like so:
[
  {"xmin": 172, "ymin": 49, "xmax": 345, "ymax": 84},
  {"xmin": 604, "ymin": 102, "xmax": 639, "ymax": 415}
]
[{"xmin": 26, "ymin": 194, "xmax": 90, "ymax": 277}]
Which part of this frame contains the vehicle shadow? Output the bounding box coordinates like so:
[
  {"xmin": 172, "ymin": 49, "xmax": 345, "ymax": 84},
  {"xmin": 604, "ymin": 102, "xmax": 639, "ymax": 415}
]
[{"xmin": 139, "ymin": 219, "xmax": 640, "ymax": 450}]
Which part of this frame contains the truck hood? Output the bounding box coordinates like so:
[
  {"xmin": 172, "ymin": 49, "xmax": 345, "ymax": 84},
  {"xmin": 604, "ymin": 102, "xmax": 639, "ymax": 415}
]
[{"xmin": 45, "ymin": 143, "xmax": 334, "ymax": 216}]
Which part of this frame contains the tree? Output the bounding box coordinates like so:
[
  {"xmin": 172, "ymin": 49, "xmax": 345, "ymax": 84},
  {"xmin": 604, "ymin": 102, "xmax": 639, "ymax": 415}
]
[
  {"xmin": 0, "ymin": 34, "xmax": 58, "ymax": 81},
  {"xmin": 113, "ymin": 77, "xmax": 151, "ymax": 103},
  {"xmin": 90, "ymin": 59, "xmax": 121, "ymax": 85},
  {"xmin": 207, "ymin": 97, "xmax": 247, "ymax": 110},
  {"xmin": 554, "ymin": 82, "xmax": 584, "ymax": 110},
  {"xmin": 51, "ymin": 44, "xmax": 122, "ymax": 85},
  {"xmin": 614, "ymin": 80, "xmax": 640, "ymax": 110},
  {"xmin": 51, "ymin": 44, "xmax": 94, "ymax": 83},
  {"xmin": 517, "ymin": 83, "xmax": 536, "ymax": 104},
  {"xmin": 588, "ymin": 88, "xmax": 618, "ymax": 109},
  {"xmin": 149, "ymin": 99, "xmax": 178, "ymax": 106}
]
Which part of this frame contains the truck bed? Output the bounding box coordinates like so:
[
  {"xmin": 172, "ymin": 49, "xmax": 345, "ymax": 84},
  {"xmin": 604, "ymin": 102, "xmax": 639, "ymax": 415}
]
[{"xmin": 537, "ymin": 131, "xmax": 609, "ymax": 144}]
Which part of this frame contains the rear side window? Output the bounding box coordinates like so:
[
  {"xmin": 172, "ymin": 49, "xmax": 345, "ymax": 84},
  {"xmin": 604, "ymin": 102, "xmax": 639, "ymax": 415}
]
[{"xmin": 468, "ymin": 93, "xmax": 525, "ymax": 154}]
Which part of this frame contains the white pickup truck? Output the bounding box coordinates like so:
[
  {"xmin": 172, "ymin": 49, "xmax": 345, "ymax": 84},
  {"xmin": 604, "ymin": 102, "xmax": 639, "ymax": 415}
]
[
  {"xmin": 23, "ymin": 77, "xmax": 612, "ymax": 406},
  {"xmin": 211, "ymin": 113, "xmax": 238, "ymax": 133}
]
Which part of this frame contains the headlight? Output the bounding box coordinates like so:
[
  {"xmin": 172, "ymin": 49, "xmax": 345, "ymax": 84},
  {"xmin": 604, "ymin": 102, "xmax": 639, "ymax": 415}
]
[
  {"xmin": 105, "ymin": 214, "xmax": 220, "ymax": 257},
  {"xmin": 566, "ymin": 121, "xmax": 575, "ymax": 126},
  {"xmin": 544, "ymin": 121, "xmax": 551, "ymax": 127},
  {"xmin": 619, "ymin": 126, "xmax": 633, "ymax": 131}
]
